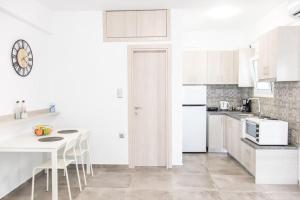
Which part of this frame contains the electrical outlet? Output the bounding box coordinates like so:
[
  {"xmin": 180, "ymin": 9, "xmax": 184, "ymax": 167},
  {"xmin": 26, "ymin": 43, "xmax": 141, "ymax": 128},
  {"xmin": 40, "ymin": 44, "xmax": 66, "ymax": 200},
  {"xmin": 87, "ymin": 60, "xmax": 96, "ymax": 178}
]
[{"xmin": 119, "ymin": 133, "xmax": 125, "ymax": 139}]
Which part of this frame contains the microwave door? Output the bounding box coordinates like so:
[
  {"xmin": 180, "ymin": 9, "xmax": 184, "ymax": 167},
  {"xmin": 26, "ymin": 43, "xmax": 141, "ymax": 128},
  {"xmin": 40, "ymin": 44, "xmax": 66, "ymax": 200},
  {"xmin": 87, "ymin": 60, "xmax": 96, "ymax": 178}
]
[{"xmin": 246, "ymin": 121, "xmax": 258, "ymax": 138}]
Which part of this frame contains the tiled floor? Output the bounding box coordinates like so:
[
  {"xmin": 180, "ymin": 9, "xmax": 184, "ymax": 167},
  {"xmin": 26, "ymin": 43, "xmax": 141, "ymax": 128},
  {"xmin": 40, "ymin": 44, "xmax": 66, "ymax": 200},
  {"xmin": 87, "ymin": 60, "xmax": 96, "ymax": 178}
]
[{"xmin": 3, "ymin": 153, "xmax": 300, "ymax": 200}]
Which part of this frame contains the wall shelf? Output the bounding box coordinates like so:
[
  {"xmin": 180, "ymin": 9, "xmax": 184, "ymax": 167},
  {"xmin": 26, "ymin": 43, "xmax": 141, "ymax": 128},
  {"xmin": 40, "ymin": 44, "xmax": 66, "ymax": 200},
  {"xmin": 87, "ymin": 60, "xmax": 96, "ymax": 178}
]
[{"xmin": 0, "ymin": 109, "xmax": 59, "ymax": 125}]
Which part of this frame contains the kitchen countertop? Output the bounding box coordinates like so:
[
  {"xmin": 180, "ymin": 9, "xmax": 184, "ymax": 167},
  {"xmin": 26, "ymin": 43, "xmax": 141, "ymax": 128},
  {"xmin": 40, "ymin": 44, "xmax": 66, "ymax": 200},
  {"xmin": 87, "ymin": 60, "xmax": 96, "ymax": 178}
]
[
  {"xmin": 241, "ymin": 138, "xmax": 298, "ymax": 150},
  {"xmin": 207, "ymin": 111, "xmax": 254, "ymax": 120}
]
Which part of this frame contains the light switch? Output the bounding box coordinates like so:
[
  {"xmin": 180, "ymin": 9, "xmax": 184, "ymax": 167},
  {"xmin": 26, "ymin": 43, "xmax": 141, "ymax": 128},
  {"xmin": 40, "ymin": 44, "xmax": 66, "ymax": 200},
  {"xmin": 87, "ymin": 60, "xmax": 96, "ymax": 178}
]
[{"xmin": 117, "ymin": 88, "xmax": 123, "ymax": 98}]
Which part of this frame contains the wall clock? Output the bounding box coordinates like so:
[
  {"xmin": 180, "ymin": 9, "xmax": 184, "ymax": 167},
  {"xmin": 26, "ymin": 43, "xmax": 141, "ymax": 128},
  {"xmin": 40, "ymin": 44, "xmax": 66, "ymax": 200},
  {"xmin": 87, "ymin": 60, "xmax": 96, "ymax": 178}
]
[{"xmin": 11, "ymin": 39, "xmax": 33, "ymax": 77}]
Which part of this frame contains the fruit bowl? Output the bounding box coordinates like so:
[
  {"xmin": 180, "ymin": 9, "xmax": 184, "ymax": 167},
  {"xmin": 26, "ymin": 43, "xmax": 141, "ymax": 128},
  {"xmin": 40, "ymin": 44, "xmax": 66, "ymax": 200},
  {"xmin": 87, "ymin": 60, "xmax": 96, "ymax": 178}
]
[{"xmin": 34, "ymin": 125, "xmax": 53, "ymax": 136}]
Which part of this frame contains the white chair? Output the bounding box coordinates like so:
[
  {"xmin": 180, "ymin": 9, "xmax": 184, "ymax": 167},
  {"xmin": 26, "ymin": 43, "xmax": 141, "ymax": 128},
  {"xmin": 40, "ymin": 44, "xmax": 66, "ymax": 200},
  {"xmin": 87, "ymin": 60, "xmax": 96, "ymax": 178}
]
[
  {"xmin": 31, "ymin": 137, "xmax": 82, "ymax": 200},
  {"xmin": 66, "ymin": 131, "xmax": 94, "ymax": 186}
]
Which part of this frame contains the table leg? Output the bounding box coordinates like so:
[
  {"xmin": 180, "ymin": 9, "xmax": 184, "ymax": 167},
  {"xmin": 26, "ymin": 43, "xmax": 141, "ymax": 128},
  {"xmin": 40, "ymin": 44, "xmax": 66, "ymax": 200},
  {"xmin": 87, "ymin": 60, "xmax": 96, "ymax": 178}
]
[{"xmin": 51, "ymin": 151, "xmax": 58, "ymax": 200}]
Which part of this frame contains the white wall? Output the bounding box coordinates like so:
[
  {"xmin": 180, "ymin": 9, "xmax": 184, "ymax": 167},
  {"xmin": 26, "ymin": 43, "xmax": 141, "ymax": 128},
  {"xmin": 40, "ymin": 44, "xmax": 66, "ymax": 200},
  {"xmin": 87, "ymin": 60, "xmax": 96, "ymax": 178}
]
[
  {"xmin": 49, "ymin": 10, "xmax": 184, "ymax": 165},
  {"xmin": 0, "ymin": 0, "xmax": 52, "ymax": 33},
  {"xmin": 183, "ymin": 28, "xmax": 253, "ymax": 50},
  {"xmin": 0, "ymin": 1, "xmax": 55, "ymax": 198},
  {"xmin": 253, "ymin": 1, "xmax": 300, "ymax": 38}
]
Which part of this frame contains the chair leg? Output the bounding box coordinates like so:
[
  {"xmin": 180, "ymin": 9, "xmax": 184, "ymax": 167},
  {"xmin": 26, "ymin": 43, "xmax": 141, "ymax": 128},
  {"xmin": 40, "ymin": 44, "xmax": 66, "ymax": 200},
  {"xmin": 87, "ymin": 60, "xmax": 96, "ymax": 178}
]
[
  {"xmin": 46, "ymin": 169, "xmax": 49, "ymax": 191},
  {"xmin": 80, "ymin": 154, "xmax": 87, "ymax": 186},
  {"xmin": 87, "ymin": 151, "xmax": 94, "ymax": 176},
  {"xmin": 74, "ymin": 154, "xmax": 82, "ymax": 191},
  {"xmin": 65, "ymin": 167, "xmax": 72, "ymax": 200},
  {"xmin": 31, "ymin": 169, "xmax": 36, "ymax": 200}
]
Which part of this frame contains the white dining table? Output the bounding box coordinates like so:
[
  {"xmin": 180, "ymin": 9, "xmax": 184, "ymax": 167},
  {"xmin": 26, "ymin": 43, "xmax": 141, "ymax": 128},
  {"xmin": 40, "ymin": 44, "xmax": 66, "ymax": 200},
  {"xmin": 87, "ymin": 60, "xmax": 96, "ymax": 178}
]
[{"xmin": 0, "ymin": 130, "xmax": 85, "ymax": 200}]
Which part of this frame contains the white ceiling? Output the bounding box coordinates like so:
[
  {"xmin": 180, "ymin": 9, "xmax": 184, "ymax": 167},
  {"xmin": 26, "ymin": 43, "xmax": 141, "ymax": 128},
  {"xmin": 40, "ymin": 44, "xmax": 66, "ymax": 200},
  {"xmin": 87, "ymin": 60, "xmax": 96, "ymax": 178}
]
[{"xmin": 38, "ymin": 0, "xmax": 288, "ymax": 31}]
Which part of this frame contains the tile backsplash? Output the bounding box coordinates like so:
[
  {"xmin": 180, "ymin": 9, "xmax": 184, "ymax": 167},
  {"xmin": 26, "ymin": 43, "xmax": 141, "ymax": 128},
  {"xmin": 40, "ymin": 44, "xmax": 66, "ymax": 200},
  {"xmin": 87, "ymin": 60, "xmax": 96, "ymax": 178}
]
[
  {"xmin": 250, "ymin": 82, "xmax": 300, "ymax": 145},
  {"xmin": 207, "ymin": 85, "xmax": 251, "ymax": 108},
  {"xmin": 207, "ymin": 83, "xmax": 300, "ymax": 145}
]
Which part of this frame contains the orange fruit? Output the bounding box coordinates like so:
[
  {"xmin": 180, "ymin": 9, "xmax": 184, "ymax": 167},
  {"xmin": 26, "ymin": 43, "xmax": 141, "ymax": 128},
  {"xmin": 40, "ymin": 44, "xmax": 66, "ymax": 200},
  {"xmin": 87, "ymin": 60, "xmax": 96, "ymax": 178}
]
[{"xmin": 35, "ymin": 129, "xmax": 43, "ymax": 136}]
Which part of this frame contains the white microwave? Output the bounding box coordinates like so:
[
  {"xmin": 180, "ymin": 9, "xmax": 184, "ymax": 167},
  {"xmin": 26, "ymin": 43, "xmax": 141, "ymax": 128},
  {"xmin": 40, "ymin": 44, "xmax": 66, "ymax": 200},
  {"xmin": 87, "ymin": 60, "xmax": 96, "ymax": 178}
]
[{"xmin": 244, "ymin": 118, "xmax": 288, "ymax": 145}]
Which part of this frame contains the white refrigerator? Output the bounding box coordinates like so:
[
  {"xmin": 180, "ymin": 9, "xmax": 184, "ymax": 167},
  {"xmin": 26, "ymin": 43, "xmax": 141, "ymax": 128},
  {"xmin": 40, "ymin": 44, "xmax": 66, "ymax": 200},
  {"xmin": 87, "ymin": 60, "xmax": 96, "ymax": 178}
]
[{"xmin": 182, "ymin": 86, "xmax": 207, "ymax": 152}]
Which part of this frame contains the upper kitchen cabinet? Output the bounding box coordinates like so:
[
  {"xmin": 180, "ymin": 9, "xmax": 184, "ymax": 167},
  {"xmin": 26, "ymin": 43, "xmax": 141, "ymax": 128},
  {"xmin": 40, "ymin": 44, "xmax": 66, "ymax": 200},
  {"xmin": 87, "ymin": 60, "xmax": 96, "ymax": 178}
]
[
  {"xmin": 183, "ymin": 51, "xmax": 207, "ymax": 85},
  {"xmin": 207, "ymin": 51, "xmax": 238, "ymax": 85},
  {"xmin": 238, "ymin": 48, "xmax": 255, "ymax": 87},
  {"xmin": 258, "ymin": 26, "xmax": 300, "ymax": 81},
  {"xmin": 183, "ymin": 50, "xmax": 239, "ymax": 85},
  {"xmin": 207, "ymin": 51, "xmax": 222, "ymax": 84},
  {"xmin": 103, "ymin": 9, "xmax": 170, "ymax": 42}
]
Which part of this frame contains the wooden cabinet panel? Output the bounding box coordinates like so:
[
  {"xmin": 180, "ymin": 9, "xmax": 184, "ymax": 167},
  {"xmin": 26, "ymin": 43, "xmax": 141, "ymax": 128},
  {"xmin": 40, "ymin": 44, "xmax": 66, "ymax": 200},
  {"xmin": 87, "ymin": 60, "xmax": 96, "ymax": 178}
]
[
  {"xmin": 268, "ymin": 29, "xmax": 278, "ymax": 79},
  {"xmin": 208, "ymin": 115, "xmax": 225, "ymax": 152},
  {"xmin": 224, "ymin": 116, "xmax": 231, "ymax": 152},
  {"xmin": 207, "ymin": 51, "xmax": 222, "ymax": 84},
  {"xmin": 220, "ymin": 51, "xmax": 235, "ymax": 84},
  {"xmin": 241, "ymin": 142, "xmax": 256, "ymax": 175},
  {"xmin": 258, "ymin": 26, "xmax": 300, "ymax": 81},
  {"xmin": 104, "ymin": 9, "xmax": 169, "ymax": 42},
  {"xmin": 183, "ymin": 51, "xmax": 207, "ymax": 84},
  {"xmin": 225, "ymin": 116, "xmax": 242, "ymax": 162},
  {"xmin": 258, "ymin": 34, "xmax": 270, "ymax": 80},
  {"xmin": 182, "ymin": 49, "xmax": 248, "ymax": 85},
  {"xmin": 233, "ymin": 50, "xmax": 239, "ymax": 85},
  {"xmin": 105, "ymin": 11, "xmax": 137, "ymax": 38},
  {"xmin": 231, "ymin": 118, "xmax": 242, "ymax": 162},
  {"xmin": 238, "ymin": 48, "xmax": 255, "ymax": 87},
  {"xmin": 137, "ymin": 10, "xmax": 168, "ymax": 37},
  {"xmin": 206, "ymin": 51, "xmax": 238, "ymax": 84}
]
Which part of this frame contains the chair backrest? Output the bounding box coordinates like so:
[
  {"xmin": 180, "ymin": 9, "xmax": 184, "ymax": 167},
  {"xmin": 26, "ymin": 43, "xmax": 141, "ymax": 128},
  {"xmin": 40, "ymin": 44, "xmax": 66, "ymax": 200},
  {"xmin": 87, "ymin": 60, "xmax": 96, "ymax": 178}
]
[
  {"xmin": 63, "ymin": 136, "xmax": 78, "ymax": 157},
  {"xmin": 79, "ymin": 131, "xmax": 90, "ymax": 150}
]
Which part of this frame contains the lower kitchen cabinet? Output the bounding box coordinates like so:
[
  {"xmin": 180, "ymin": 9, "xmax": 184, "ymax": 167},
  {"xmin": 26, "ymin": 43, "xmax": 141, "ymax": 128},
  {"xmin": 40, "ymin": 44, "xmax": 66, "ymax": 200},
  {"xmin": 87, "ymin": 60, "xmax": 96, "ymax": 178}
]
[
  {"xmin": 208, "ymin": 115, "xmax": 225, "ymax": 152},
  {"xmin": 241, "ymin": 141, "xmax": 256, "ymax": 175},
  {"xmin": 208, "ymin": 114, "xmax": 298, "ymax": 184},
  {"xmin": 225, "ymin": 116, "xmax": 242, "ymax": 162},
  {"xmin": 241, "ymin": 140, "xmax": 298, "ymax": 184}
]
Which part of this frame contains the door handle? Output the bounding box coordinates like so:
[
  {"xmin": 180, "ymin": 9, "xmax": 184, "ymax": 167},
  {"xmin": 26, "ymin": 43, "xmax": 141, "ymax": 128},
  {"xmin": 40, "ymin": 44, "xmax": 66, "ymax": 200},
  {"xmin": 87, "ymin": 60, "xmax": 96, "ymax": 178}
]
[{"xmin": 134, "ymin": 106, "xmax": 142, "ymax": 110}]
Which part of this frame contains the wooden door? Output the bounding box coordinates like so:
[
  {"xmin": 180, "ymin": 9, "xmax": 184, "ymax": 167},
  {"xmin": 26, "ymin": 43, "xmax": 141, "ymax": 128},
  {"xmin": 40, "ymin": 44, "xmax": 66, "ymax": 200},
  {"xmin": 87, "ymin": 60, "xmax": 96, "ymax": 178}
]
[
  {"xmin": 183, "ymin": 51, "xmax": 207, "ymax": 84},
  {"xmin": 105, "ymin": 10, "xmax": 137, "ymax": 38},
  {"xmin": 136, "ymin": 10, "xmax": 168, "ymax": 37},
  {"xmin": 128, "ymin": 46, "xmax": 171, "ymax": 167}
]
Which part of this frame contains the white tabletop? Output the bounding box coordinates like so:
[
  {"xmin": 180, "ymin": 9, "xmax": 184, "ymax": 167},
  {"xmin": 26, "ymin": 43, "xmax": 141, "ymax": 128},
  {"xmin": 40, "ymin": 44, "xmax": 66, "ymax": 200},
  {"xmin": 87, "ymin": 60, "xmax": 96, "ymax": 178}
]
[{"xmin": 0, "ymin": 129, "xmax": 84, "ymax": 153}]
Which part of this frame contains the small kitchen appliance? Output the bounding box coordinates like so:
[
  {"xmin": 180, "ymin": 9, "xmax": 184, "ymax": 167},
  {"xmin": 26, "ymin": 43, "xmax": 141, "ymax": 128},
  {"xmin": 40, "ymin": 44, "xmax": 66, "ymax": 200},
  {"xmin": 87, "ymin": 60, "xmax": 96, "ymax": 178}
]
[
  {"xmin": 242, "ymin": 99, "xmax": 251, "ymax": 112},
  {"xmin": 219, "ymin": 101, "xmax": 230, "ymax": 111},
  {"xmin": 244, "ymin": 118, "xmax": 288, "ymax": 145}
]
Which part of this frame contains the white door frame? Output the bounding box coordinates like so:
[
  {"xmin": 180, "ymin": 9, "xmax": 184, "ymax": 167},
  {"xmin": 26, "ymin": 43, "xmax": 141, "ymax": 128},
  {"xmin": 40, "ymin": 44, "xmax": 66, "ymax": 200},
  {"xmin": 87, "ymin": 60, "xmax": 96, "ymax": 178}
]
[{"xmin": 128, "ymin": 44, "xmax": 172, "ymax": 168}]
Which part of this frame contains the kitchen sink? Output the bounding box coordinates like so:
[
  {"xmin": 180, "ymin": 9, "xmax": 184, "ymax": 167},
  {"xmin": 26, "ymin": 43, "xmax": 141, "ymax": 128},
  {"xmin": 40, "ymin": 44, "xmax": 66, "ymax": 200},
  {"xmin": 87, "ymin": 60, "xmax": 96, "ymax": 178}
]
[
  {"xmin": 236, "ymin": 113, "xmax": 254, "ymax": 116},
  {"xmin": 233, "ymin": 113, "xmax": 254, "ymax": 118}
]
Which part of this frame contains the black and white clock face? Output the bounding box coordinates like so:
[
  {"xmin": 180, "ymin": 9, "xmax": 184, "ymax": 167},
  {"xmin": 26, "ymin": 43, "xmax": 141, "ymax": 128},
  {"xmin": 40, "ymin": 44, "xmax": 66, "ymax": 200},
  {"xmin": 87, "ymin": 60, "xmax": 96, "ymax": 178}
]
[{"xmin": 11, "ymin": 39, "xmax": 33, "ymax": 77}]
